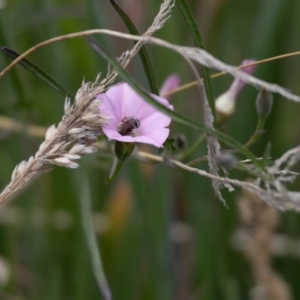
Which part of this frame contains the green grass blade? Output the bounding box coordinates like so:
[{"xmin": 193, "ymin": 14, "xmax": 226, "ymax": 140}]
[
  {"xmin": 109, "ymin": 0, "xmax": 159, "ymax": 95},
  {"xmin": 78, "ymin": 171, "xmax": 112, "ymax": 300},
  {"xmin": 176, "ymin": 0, "xmax": 216, "ymax": 125},
  {"xmin": 91, "ymin": 40, "xmax": 264, "ymax": 169},
  {"xmin": 1, "ymin": 47, "xmax": 74, "ymax": 99},
  {"xmin": 0, "ymin": 19, "xmax": 27, "ymax": 108}
]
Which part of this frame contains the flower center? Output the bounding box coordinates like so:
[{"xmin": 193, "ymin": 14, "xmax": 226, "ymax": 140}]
[{"xmin": 118, "ymin": 117, "xmax": 141, "ymax": 136}]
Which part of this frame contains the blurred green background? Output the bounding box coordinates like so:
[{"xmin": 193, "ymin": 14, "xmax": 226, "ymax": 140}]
[{"xmin": 0, "ymin": 0, "xmax": 300, "ymax": 299}]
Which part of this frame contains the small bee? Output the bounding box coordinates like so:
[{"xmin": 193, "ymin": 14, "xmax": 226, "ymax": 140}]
[{"xmin": 118, "ymin": 117, "xmax": 141, "ymax": 136}]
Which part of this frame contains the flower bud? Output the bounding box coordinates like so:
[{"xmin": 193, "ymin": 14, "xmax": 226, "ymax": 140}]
[
  {"xmin": 173, "ymin": 134, "xmax": 187, "ymax": 150},
  {"xmin": 216, "ymin": 152, "xmax": 237, "ymax": 169},
  {"xmin": 215, "ymin": 59, "xmax": 256, "ymax": 122},
  {"xmin": 255, "ymin": 88, "xmax": 273, "ymax": 119},
  {"xmin": 106, "ymin": 142, "xmax": 135, "ymax": 185},
  {"xmin": 215, "ymin": 91, "xmax": 236, "ymax": 121},
  {"xmin": 114, "ymin": 141, "xmax": 135, "ymax": 161}
]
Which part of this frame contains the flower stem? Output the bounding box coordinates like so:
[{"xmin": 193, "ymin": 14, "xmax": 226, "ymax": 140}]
[
  {"xmin": 243, "ymin": 117, "xmax": 266, "ymax": 149},
  {"xmin": 186, "ymin": 154, "xmax": 208, "ymax": 167},
  {"xmin": 176, "ymin": 133, "xmax": 206, "ymax": 161},
  {"xmin": 106, "ymin": 142, "xmax": 135, "ymax": 185},
  {"xmin": 105, "ymin": 157, "xmax": 124, "ymax": 185}
]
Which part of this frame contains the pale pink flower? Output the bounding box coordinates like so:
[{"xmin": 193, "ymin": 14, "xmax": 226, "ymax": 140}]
[
  {"xmin": 215, "ymin": 59, "xmax": 256, "ymax": 117},
  {"xmin": 97, "ymin": 83, "xmax": 173, "ymax": 148},
  {"xmin": 159, "ymin": 74, "xmax": 180, "ymax": 99}
]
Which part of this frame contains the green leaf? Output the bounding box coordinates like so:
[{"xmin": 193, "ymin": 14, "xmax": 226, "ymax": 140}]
[
  {"xmin": 263, "ymin": 141, "xmax": 272, "ymax": 166},
  {"xmin": 1, "ymin": 47, "xmax": 74, "ymax": 99},
  {"xmin": 77, "ymin": 170, "xmax": 111, "ymax": 300},
  {"xmin": 176, "ymin": 0, "xmax": 216, "ymax": 125},
  {"xmin": 109, "ymin": 0, "xmax": 159, "ymax": 95},
  {"xmin": 92, "ymin": 41, "xmax": 264, "ymax": 169},
  {"xmin": 0, "ymin": 21, "xmax": 27, "ymax": 108}
]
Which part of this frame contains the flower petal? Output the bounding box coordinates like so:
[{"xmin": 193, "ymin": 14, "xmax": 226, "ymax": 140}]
[
  {"xmin": 102, "ymin": 127, "xmax": 135, "ymax": 143},
  {"xmin": 103, "ymin": 83, "xmax": 126, "ymax": 121},
  {"xmin": 102, "ymin": 126, "xmax": 168, "ymax": 147},
  {"xmin": 121, "ymin": 83, "xmax": 173, "ymax": 120},
  {"xmin": 229, "ymin": 59, "xmax": 256, "ymax": 96},
  {"xmin": 159, "ymin": 74, "xmax": 180, "ymax": 98},
  {"xmin": 138, "ymin": 111, "xmax": 172, "ymax": 133},
  {"xmin": 97, "ymin": 93, "xmax": 119, "ymax": 123},
  {"xmin": 134, "ymin": 128, "xmax": 170, "ymax": 147}
]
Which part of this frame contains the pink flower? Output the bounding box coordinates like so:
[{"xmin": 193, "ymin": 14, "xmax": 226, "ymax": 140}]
[
  {"xmin": 97, "ymin": 83, "xmax": 173, "ymax": 148},
  {"xmin": 159, "ymin": 74, "xmax": 180, "ymax": 99},
  {"xmin": 215, "ymin": 59, "xmax": 256, "ymax": 117}
]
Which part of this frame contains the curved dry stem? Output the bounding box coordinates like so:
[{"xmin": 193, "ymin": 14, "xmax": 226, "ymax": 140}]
[
  {"xmin": 1, "ymin": 30, "xmax": 300, "ymax": 102},
  {"xmin": 162, "ymin": 52, "xmax": 300, "ymax": 97},
  {"xmin": 139, "ymin": 151, "xmax": 300, "ymax": 212}
]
